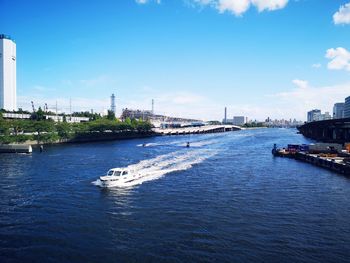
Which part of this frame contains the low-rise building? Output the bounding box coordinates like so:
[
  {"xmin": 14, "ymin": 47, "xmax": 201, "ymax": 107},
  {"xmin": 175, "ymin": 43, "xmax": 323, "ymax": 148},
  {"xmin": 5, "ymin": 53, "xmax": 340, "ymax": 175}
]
[
  {"xmin": 2, "ymin": 112, "xmax": 31, "ymax": 119},
  {"xmin": 233, "ymin": 116, "xmax": 245, "ymax": 126},
  {"xmin": 321, "ymin": 112, "xmax": 332, "ymax": 121},
  {"xmin": 45, "ymin": 115, "xmax": 89, "ymax": 123},
  {"xmin": 307, "ymin": 109, "xmax": 321, "ymax": 122}
]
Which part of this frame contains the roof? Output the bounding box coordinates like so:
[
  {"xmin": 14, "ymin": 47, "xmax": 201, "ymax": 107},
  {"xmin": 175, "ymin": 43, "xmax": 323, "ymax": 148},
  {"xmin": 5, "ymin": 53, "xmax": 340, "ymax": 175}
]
[
  {"xmin": 0, "ymin": 34, "xmax": 15, "ymax": 42},
  {"xmin": 110, "ymin": 168, "xmax": 125, "ymax": 171}
]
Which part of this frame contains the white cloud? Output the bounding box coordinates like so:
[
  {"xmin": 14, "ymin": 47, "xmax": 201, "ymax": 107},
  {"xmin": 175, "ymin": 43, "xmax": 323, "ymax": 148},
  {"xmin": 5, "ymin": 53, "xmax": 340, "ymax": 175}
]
[
  {"xmin": 272, "ymin": 80, "xmax": 350, "ymax": 120},
  {"xmin": 216, "ymin": 0, "xmax": 251, "ymax": 15},
  {"xmin": 312, "ymin": 63, "xmax": 321, "ymax": 69},
  {"xmin": 333, "ymin": 2, "xmax": 350, "ymax": 25},
  {"xmin": 325, "ymin": 47, "xmax": 350, "ymax": 72},
  {"xmin": 135, "ymin": 0, "xmax": 161, "ymax": 4},
  {"xmin": 292, "ymin": 79, "xmax": 309, "ymax": 89},
  {"xmin": 251, "ymin": 0, "xmax": 288, "ymax": 12},
  {"xmin": 192, "ymin": 0, "xmax": 288, "ymax": 16}
]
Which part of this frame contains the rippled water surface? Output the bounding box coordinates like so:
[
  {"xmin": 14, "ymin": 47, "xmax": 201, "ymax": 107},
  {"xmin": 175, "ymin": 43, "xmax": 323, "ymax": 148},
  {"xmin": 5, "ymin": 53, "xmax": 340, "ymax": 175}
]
[{"xmin": 1, "ymin": 128, "xmax": 350, "ymax": 262}]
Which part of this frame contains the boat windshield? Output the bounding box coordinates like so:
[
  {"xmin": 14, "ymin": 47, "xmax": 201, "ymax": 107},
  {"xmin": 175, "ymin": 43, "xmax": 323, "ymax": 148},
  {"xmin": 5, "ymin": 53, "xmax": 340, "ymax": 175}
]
[{"xmin": 107, "ymin": 170, "xmax": 122, "ymax": 176}]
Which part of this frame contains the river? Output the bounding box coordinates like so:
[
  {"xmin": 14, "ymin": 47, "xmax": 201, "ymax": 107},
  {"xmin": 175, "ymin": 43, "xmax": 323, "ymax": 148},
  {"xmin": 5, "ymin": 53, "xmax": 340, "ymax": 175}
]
[{"xmin": 1, "ymin": 128, "xmax": 350, "ymax": 262}]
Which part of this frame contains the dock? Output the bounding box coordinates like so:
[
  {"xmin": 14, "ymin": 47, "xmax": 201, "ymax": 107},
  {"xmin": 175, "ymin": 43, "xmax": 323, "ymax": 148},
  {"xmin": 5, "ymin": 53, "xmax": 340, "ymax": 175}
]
[
  {"xmin": 153, "ymin": 125, "xmax": 241, "ymax": 135},
  {"xmin": 0, "ymin": 144, "xmax": 32, "ymax": 154}
]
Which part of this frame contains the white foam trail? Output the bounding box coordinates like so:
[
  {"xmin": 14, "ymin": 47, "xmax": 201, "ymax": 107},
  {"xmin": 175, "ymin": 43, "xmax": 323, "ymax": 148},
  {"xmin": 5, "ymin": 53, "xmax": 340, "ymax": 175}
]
[
  {"xmin": 92, "ymin": 179, "xmax": 103, "ymax": 187},
  {"xmin": 95, "ymin": 148, "xmax": 218, "ymax": 188},
  {"xmin": 136, "ymin": 138, "xmax": 219, "ymax": 148},
  {"xmin": 136, "ymin": 143, "xmax": 158, "ymax": 147},
  {"xmin": 186, "ymin": 139, "xmax": 218, "ymax": 147},
  {"xmin": 136, "ymin": 141, "xmax": 179, "ymax": 147}
]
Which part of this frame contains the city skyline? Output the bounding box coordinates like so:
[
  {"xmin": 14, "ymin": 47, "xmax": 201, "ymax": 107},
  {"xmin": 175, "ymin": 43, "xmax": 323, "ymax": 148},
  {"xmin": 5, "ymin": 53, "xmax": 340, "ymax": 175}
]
[{"xmin": 1, "ymin": 0, "xmax": 350, "ymax": 120}]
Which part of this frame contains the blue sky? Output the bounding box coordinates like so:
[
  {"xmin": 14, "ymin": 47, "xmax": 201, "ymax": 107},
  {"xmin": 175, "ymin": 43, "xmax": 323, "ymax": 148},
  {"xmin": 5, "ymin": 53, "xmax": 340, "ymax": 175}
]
[{"xmin": 1, "ymin": 0, "xmax": 350, "ymax": 120}]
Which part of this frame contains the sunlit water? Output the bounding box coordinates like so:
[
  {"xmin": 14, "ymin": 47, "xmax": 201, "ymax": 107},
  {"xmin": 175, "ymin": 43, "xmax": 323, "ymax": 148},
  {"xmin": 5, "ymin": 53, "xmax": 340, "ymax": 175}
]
[{"xmin": 1, "ymin": 129, "xmax": 350, "ymax": 262}]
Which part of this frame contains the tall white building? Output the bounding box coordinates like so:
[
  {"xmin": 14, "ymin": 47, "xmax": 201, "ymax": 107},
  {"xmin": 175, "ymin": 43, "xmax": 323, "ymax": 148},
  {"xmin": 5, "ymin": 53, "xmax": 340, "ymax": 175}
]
[{"xmin": 0, "ymin": 34, "xmax": 16, "ymax": 111}]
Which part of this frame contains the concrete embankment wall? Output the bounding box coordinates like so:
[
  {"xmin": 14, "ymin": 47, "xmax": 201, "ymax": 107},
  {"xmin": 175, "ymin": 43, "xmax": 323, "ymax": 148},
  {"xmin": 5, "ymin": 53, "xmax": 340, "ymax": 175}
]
[
  {"xmin": 3, "ymin": 131, "xmax": 157, "ymax": 146},
  {"xmin": 68, "ymin": 131, "xmax": 157, "ymax": 143}
]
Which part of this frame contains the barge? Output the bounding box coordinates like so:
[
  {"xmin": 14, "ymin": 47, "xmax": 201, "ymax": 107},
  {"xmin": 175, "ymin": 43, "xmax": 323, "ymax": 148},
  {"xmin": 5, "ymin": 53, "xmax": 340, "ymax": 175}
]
[{"xmin": 272, "ymin": 143, "xmax": 350, "ymax": 176}]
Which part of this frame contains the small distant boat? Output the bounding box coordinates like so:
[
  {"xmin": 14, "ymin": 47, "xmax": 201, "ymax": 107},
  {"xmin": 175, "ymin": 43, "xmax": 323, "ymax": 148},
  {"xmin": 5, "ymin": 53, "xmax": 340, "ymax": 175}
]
[{"xmin": 99, "ymin": 168, "xmax": 141, "ymax": 187}]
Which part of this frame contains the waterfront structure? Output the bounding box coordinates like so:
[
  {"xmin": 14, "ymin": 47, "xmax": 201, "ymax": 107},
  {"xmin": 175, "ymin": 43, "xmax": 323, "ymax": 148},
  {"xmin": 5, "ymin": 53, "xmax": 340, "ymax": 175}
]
[
  {"xmin": 233, "ymin": 116, "xmax": 245, "ymax": 126},
  {"xmin": 2, "ymin": 112, "xmax": 89, "ymax": 123},
  {"xmin": 2, "ymin": 112, "xmax": 30, "ymax": 119},
  {"xmin": 121, "ymin": 108, "xmax": 153, "ymax": 121},
  {"xmin": 345, "ymin": 96, "xmax": 350, "ymax": 118},
  {"xmin": 333, "ymin": 103, "xmax": 345, "ymax": 119},
  {"xmin": 0, "ymin": 34, "xmax": 16, "ymax": 111},
  {"xmin": 307, "ymin": 109, "xmax": 321, "ymax": 122}
]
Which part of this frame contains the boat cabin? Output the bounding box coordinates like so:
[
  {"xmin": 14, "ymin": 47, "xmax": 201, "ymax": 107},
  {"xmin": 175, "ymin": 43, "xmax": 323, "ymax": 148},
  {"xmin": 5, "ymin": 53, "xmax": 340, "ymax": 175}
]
[{"xmin": 107, "ymin": 169, "xmax": 129, "ymax": 177}]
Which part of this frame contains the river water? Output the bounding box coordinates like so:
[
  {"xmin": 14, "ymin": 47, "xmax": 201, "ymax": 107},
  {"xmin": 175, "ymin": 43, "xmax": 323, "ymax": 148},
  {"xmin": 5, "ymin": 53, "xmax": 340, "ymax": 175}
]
[{"xmin": 1, "ymin": 128, "xmax": 350, "ymax": 263}]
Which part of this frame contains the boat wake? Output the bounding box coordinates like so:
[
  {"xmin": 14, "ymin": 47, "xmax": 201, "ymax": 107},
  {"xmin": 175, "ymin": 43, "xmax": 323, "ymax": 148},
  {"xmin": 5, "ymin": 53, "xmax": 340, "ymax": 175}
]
[
  {"xmin": 92, "ymin": 148, "xmax": 218, "ymax": 188},
  {"xmin": 136, "ymin": 138, "xmax": 219, "ymax": 148}
]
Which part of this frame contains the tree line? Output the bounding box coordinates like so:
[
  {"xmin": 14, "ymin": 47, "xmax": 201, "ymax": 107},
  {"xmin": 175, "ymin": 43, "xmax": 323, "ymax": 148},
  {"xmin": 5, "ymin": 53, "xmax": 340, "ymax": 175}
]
[{"xmin": 0, "ymin": 111, "xmax": 153, "ymax": 144}]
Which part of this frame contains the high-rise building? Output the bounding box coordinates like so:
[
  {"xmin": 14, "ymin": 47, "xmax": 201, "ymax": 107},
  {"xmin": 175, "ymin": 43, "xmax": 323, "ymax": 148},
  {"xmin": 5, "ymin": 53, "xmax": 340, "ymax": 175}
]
[
  {"xmin": 333, "ymin": 103, "xmax": 345, "ymax": 119},
  {"xmin": 307, "ymin": 109, "xmax": 321, "ymax": 122},
  {"xmin": 0, "ymin": 34, "xmax": 16, "ymax": 111},
  {"xmin": 345, "ymin": 96, "xmax": 350, "ymax": 118}
]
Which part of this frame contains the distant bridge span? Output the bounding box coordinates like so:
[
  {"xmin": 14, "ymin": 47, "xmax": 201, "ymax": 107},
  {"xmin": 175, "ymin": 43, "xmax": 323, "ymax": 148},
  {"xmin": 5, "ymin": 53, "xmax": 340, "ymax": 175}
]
[{"xmin": 153, "ymin": 125, "xmax": 242, "ymax": 135}]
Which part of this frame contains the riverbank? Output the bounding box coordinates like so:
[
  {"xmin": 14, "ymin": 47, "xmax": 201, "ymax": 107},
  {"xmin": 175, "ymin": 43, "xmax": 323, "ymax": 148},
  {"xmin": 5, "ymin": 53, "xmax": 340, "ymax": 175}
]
[
  {"xmin": 0, "ymin": 116, "xmax": 153, "ymax": 145},
  {"xmin": 1, "ymin": 131, "xmax": 157, "ymax": 146}
]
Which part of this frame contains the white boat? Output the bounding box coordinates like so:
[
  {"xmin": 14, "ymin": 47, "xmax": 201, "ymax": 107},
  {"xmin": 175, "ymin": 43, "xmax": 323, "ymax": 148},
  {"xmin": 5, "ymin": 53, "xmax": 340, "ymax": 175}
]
[{"xmin": 99, "ymin": 168, "xmax": 140, "ymax": 187}]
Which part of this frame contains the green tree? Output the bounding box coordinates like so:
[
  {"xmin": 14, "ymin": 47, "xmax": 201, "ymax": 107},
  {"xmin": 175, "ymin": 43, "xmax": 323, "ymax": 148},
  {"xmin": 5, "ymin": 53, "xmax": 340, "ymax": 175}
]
[
  {"xmin": 30, "ymin": 107, "xmax": 45, "ymax": 121},
  {"xmin": 56, "ymin": 122, "xmax": 72, "ymax": 139},
  {"xmin": 107, "ymin": 110, "xmax": 116, "ymax": 121},
  {"xmin": 33, "ymin": 120, "xmax": 55, "ymax": 143}
]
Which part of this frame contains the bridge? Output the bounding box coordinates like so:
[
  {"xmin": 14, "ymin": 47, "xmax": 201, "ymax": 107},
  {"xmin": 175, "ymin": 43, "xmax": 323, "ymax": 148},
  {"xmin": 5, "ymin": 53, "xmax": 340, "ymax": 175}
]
[
  {"xmin": 298, "ymin": 118, "xmax": 350, "ymax": 144},
  {"xmin": 153, "ymin": 125, "xmax": 242, "ymax": 135}
]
